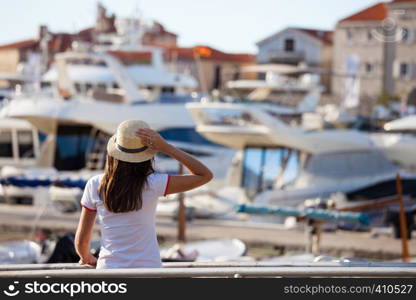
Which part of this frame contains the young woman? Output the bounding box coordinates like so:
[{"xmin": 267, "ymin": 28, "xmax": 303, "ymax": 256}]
[{"xmin": 74, "ymin": 120, "xmax": 213, "ymax": 269}]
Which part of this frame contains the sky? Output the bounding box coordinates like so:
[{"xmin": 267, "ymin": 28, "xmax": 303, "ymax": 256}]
[{"xmin": 1, "ymin": 0, "xmax": 381, "ymax": 53}]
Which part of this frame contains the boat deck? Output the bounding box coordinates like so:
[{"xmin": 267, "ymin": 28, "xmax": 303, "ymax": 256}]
[{"xmin": 0, "ymin": 204, "xmax": 415, "ymax": 260}]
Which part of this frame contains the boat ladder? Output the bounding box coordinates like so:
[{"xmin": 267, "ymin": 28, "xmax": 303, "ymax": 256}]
[{"xmin": 86, "ymin": 129, "xmax": 109, "ymax": 170}]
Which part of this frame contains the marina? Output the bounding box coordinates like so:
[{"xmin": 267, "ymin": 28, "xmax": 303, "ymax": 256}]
[{"xmin": 0, "ymin": 0, "xmax": 416, "ymax": 281}]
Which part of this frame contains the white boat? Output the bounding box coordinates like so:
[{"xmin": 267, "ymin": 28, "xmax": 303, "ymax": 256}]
[
  {"xmin": 160, "ymin": 239, "xmax": 247, "ymax": 262},
  {"xmin": 185, "ymin": 100, "xmax": 416, "ymax": 215},
  {"xmin": 0, "ymin": 237, "xmax": 248, "ymax": 265},
  {"xmin": 0, "ymin": 18, "xmax": 235, "ymax": 208},
  {"xmin": 0, "ymin": 118, "xmax": 40, "ymax": 170},
  {"xmin": 224, "ymin": 64, "xmax": 322, "ymax": 122},
  {"xmin": 226, "ymin": 64, "xmax": 323, "ymax": 98},
  {"xmin": 384, "ymin": 115, "xmax": 416, "ymax": 132},
  {"xmin": 223, "ymin": 64, "xmax": 368, "ymax": 131},
  {"xmin": 0, "ymin": 240, "xmax": 42, "ymax": 264}
]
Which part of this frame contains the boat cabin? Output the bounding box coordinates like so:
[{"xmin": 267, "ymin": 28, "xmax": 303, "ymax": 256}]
[
  {"xmin": 186, "ymin": 102, "xmax": 409, "ymax": 205},
  {"xmin": 42, "ymin": 49, "xmax": 197, "ymax": 104},
  {"xmin": 0, "ymin": 118, "xmax": 41, "ymax": 170}
]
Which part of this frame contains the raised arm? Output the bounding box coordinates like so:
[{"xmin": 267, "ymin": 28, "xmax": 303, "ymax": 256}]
[{"xmin": 136, "ymin": 128, "xmax": 213, "ymax": 195}]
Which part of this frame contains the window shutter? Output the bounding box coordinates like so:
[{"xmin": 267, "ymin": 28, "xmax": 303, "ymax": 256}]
[
  {"xmin": 393, "ymin": 60, "xmax": 400, "ymax": 78},
  {"xmin": 407, "ymin": 28, "xmax": 415, "ymax": 43},
  {"xmin": 411, "ymin": 63, "xmax": 416, "ymax": 78}
]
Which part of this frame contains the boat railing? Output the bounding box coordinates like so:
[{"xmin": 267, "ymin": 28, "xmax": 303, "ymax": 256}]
[{"xmin": 1, "ymin": 262, "xmax": 416, "ymax": 278}]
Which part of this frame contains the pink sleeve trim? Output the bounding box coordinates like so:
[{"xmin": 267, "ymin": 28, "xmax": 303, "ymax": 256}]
[
  {"xmin": 163, "ymin": 175, "xmax": 171, "ymax": 197},
  {"xmin": 81, "ymin": 203, "xmax": 97, "ymax": 212}
]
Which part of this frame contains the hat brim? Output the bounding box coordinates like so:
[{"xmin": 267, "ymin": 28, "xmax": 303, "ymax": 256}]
[{"xmin": 107, "ymin": 135, "xmax": 156, "ymax": 163}]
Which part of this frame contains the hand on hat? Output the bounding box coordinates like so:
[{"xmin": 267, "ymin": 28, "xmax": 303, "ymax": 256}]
[{"xmin": 136, "ymin": 128, "xmax": 169, "ymax": 152}]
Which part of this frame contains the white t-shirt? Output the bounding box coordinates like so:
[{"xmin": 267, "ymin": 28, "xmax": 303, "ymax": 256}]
[{"xmin": 80, "ymin": 173, "xmax": 170, "ymax": 269}]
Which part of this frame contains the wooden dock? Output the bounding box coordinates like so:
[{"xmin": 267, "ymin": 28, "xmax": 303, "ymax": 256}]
[{"xmin": 0, "ymin": 204, "xmax": 415, "ymax": 260}]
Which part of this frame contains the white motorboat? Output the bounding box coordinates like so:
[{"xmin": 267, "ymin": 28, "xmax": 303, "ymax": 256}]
[
  {"xmin": 384, "ymin": 115, "xmax": 416, "ymax": 132},
  {"xmin": 0, "ymin": 237, "xmax": 248, "ymax": 265},
  {"xmin": 185, "ymin": 100, "xmax": 416, "ymax": 215},
  {"xmin": 226, "ymin": 64, "xmax": 323, "ymax": 100},
  {"xmin": 160, "ymin": 239, "xmax": 247, "ymax": 262},
  {"xmin": 0, "ymin": 240, "xmax": 42, "ymax": 265},
  {"xmin": 0, "ymin": 18, "xmax": 236, "ymax": 208}
]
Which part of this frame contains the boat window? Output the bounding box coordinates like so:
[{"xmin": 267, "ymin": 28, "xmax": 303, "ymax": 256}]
[
  {"xmin": 158, "ymin": 128, "xmax": 219, "ymax": 147},
  {"xmin": 158, "ymin": 94, "xmax": 200, "ymax": 104},
  {"xmin": 179, "ymin": 148, "xmax": 212, "ymax": 157},
  {"xmin": 161, "ymin": 87, "xmax": 175, "ymax": 94},
  {"xmin": 54, "ymin": 125, "xmax": 92, "ymax": 171},
  {"xmin": 74, "ymin": 83, "xmax": 82, "ymax": 93},
  {"xmin": 261, "ymin": 149, "xmax": 282, "ymax": 190},
  {"xmin": 41, "ymin": 82, "xmax": 51, "ymax": 88},
  {"xmin": 0, "ymin": 131, "xmax": 13, "ymax": 158},
  {"xmin": 17, "ymin": 130, "xmax": 35, "ymax": 158},
  {"xmin": 242, "ymin": 147, "xmax": 300, "ymax": 198},
  {"xmin": 305, "ymin": 151, "xmax": 397, "ymax": 180},
  {"xmin": 157, "ymin": 148, "xmax": 212, "ymax": 159},
  {"xmin": 85, "ymin": 83, "xmax": 93, "ymax": 92},
  {"xmin": 200, "ymin": 108, "xmax": 260, "ymax": 126},
  {"xmin": 38, "ymin": 132, "xmax": 47, "ymax": 144},
  {"xmin": 257, "ymin": 72, "xmax": 266, "ymax": 80},
  {"xmin": 97, "ymin": 83, "xmax": 107, "ymax": 91},
  {"xmin": 242, "ymin": 148, "xmax": 264, "ymax": 198}
]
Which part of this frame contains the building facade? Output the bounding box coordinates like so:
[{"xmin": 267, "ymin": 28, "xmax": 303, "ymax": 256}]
[
  {"xmin": 256, "ymin": 27, "xmax": 333, "ymax": 92},
  {"xmin": 388, "ymin": 0, "xmax": 416, "ymax": 105},
  {"xmin": 0, "ymin": 2, "xmax": 252, "ymax": 93},
  {"xmin": 0, "ymin": 40, "xmax": 38, "ymax": 74},
  {"xmin": 332, "ymin": 2, "xmax": 388, "ymax": 111},
  {"xmin": 332, "ymin": 0, "xmax": 416, "ymax": 112},
  {"xmin": 163, "ymin": 46, "xmax": 254, "ymax": 92}
]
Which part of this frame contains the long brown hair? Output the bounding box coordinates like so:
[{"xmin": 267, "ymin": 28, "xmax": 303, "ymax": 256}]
[{"xmin": 98, "ymin": 155, "xmax": 155, "ymax": 213}]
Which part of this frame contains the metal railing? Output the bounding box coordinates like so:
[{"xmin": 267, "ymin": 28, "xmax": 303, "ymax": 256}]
[{"xmin": 1, "ymin": 262, "xmax": 415, "ymax": 278}]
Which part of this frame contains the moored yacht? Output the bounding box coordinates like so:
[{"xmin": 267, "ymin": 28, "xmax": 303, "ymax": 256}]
[
  {"xmin": 185, "ymin": 100, "xmax": 416, "ymax": 214},
  {"xmin": 384, "ymin": 114, "xmax": 416, "ymax": 132},
  {"xmin": 0, "ymin": 21, "xmax": 236, "ymax": 208}
]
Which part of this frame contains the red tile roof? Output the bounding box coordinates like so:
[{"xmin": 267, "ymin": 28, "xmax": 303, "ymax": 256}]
[
  {"xmin": 0, "ymin": 39, "xmax": 38, "ymax": 51},
  {"xmin": 152, "ymin": 22, "xmax": 177, "ymax": 37},
  {"xmin": 107, "ymin": 51, "xmax": 153, "ymax": 64},
  {"xmin": 0, "ymin": 29, "xmax": 94, "ymax": 53},
  {"xmin": 78, "ymin": 27, "xmax": 94, "ymax": 34},
  {"xmin": 48, "ymin": 33, "xmax": 74, "ymax": 52},
  {"xmin": 339, "ymin": 2, "xmax": 388, "ymax": 23},
  {"xmin": 296, "ymin": 28, "xmax": 333, "ymax": 45},
  {"xmin": 257, "ymin": 27, "xmax": 333, "ymax": 46},
  {"xmin": 161, "ymin": 45, "xmax": 254, "ymax": 63}
]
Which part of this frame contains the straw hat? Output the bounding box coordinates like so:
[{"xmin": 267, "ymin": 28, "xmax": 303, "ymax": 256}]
[{"xmin": 107, "ymin": 120, "xmax": 156, "ymax": 163}]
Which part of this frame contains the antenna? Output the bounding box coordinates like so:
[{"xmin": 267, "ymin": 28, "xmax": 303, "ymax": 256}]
[{"xmin": 132, "ymin": 0, "xmax": 143, "ymax": 19}]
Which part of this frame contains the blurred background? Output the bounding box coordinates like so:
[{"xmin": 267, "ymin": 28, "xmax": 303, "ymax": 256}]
[{"xmin": 0, "ymin": 0, "xmax": 415, "ymax": 266}]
